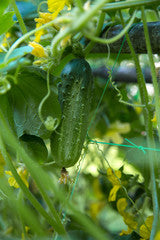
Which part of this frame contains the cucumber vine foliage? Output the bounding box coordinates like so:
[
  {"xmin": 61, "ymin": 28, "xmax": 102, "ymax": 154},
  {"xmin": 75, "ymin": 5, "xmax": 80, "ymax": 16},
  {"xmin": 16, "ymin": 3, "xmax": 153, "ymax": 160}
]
[{"xmin": 0, "ymin": 0, "xmax": 160, "ymax": 240}]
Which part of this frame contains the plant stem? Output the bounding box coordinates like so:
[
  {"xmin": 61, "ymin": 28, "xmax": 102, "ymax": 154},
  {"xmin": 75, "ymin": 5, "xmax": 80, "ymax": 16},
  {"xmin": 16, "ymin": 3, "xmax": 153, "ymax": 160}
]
[
  {"xmin": 12, "ymin": 0, "xmax": 28, "ymax": 36},
  {"xmin": 4, "ymin": 18, "xmax": 64, "ymax": 62},
  {"xmin": 51, "ymin": 0, "xmax": 110, "ymax": 56},
  {"xmin": 37, "ymin": 1, "xmax": 48, "ymax": 13},
  {"xmin": 0, "ymin": 135, "xmax": 65, "ymax": 235},
  {"xmin": 83, "ymin": 10, "xmax": 137, "ymax": 45},
  {"xmin": 0, "ymin": 112, "xmax": 112, "ymax": 240},
  {"xmin": 119, "ymin": 10, "xmax": 159, "ymax": 239},
  {"xmin": 38, "ymin": 69, "xmax": 60, "ymax": 130},
  {"xmin": 0, "ymin": 109, "xmax": 110, "ymax": 240},
  {"xmin": 84, "ymin": 11, "xmax": 105, "ymax": 56},
  {"xmin": 71, "ymin": 0, "xmax": 110, "ymax": 31},
  {"xmin": 51, "ymin": 27, "xmax": 71, "ymax": 57},
  {"xmin": 141, "ymin": 7, "xmax": 160, "ymax": 141},
  {"xmin": 68, "ymin": 203, "xmax": 109, "ymax": 240},
  {"xmin": 102, "ymin": 0, "xmax": 159, "ymax": 12},
  {"xmin": 0, "ymin": 111, "xmax": 67, "ymax": 236},
  {"xmin": 17, "ymin": 190, "xmax": 25, "ymax": 237},
  {"xmin": 141, "ymin": 6, "xmax": 160, "ymax": 239},
  {"xmin": 51, "ymin": 0, "xmax": 136, "ymax": 57}
]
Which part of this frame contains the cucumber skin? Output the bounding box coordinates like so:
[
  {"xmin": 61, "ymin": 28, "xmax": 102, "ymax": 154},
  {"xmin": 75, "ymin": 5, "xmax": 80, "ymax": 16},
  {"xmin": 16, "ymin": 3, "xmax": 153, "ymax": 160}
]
[{"xmin": 50, "ymin": 58, "xmax": 93, "ymax": 168}]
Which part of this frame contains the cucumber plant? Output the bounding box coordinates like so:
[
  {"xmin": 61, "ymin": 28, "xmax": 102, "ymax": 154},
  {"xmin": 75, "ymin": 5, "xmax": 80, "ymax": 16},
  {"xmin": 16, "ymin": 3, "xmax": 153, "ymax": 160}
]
[{"xmin": 0, "ymin": 0, "xmax": 159, "ymax": 239}]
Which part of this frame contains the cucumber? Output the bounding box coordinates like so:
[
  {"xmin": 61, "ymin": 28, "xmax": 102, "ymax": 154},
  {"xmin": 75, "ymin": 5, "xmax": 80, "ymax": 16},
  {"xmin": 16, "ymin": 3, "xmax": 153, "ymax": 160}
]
[{"xmin": 50, "ymin": 58, "xmax": 93, "ymax": 168}]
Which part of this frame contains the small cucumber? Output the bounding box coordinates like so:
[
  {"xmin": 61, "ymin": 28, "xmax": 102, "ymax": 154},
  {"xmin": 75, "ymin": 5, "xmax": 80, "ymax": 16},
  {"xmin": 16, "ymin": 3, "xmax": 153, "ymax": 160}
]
[{"xmin": 50, "ymin": 58, "xmax": 93, "ymax": 168}]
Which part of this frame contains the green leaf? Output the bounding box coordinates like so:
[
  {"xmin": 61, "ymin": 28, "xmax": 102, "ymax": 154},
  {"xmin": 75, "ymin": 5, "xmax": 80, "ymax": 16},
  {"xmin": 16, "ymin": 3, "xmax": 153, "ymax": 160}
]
[
  {"xmin": 0, "ymin": 57, "xmax": 30, "ymax": 73},
  {"xmin": 0, "ymin": 12, "xmax": 15, "ymax": 35},
  {"xmin": 10, "ymin": 66, "xmax": 61, "ymax": 139},
  {"xmin": 145, "ymin": 9, "xmax": 158, "ymax": 22},
  {"xmin": 0, "ymin": 93, "xmax": 15, "ymax": 132},
  {"xmin": 0, "ymin": 0, "xmax": 11, "ymax": 15},
  {"xmin": 0, "ymin": 46, "xmax": 33, "ymax": 71},
  {"xmin": 20, "ymin": 134, "xmax": 48, "ymax": 163},
  {"xmin": 4, "ymin": 46, "xmax": 32, "ymax": 63}
]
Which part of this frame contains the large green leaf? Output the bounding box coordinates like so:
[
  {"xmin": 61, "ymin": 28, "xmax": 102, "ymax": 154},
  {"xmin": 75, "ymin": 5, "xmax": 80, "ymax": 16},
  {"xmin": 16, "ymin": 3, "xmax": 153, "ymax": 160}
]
[
  {"xmin": 0, "ymin": 12, "xmax": 15, "ymax": 35},
  {"xmin": 0, "ymin": 46, "xmax": 33, "ymax": 72},
  {"xmin": 20, "ymin": 134, "xmax": 48, "ymax": 163},
  {"xmin": 0, "ymin": 93, "xmax": 15, "ymax": 132},
  {"xmin": 0, "ymin": 0, "xmax": 11, "ymax": 15},
  {"xmin": 9, "ymin": 66, "xmax": 61, "ymax": 139}
]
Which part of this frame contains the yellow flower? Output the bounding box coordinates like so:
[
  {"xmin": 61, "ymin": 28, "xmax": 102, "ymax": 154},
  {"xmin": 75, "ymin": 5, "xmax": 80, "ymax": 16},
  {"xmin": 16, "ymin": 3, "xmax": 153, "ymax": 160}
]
[
  {"xmin": 0, "ymin": 32, "xmax": 11, "ymax": 52},
  {"xmin": 0, "ymin": 151, "xmax": 5, "ymax": 176},
  {"xmin": 89, "ymin": 201, "xmax": 105, "ymax": 219},
  {"xmin": 93, "ymin": 178, "xmax": 104, "ymax": 200},
  {"xmin": 34, "ymin": 0, "xmax": 71, "ymax": 42},
  {"xmin": 120, "ymin": 228, "xmax": 133, "ymax": 236},
  {"xmin": 89, "ymin": 179, "xmax": 106, "ymax": 219},
  {"xmin": 134, "ymin": 101, "xmax": 143, "ymax": 115},
  {"xmin": 117, "ymin": 198, "xmax": 128, "ymax": 215},
  {"xmin": 29, "ymin": 41, "xmax": 47, "ymax": 57},
  {"xmin": 107, "ymin": 168, "xmax": 121, "ymax": 185},
  {"xmin": 151, "ymin": 98, "xmax": 160, "ymax": 125},
  {"xmin": 108, "ymin": 185, "xmax": 121, "ymax": 202},
  {"xmin": 117, "ymin": 198, "xmax": 138, "ymax": 236},
  {"xmin": 107, "ymin": 168, "xmax": 121, "ymax": 202},
  {"xmin": 21, "ymin": 226, "xmax": 30, "ymax": 240},
  {"xmin": 105, "ymin": 121, "xmax": 131, "ymax": 144},
  {"xmin": 152, "ymin": 114, "xmax": 157, "ymax": 123},
  {"xmin": 35, "ymin": 12, "xmax": 53, "ymax": 24},
  {"xmin": 34, "ymin": 12, "xmax": 54, "ymax": 42},
  {"xmin": 155, "ymin": 231, "xmax": 160, "ymax": 240},
  {"xmin": 34, "ymin": 12, "xmax": 60, "ymax": 42},
  {"xmin": 34, "ymin": 23, "xmax": 45, "ymax": 43},
  {"xmin": 123, "ymin": 212, "xmax": 137, "ymax": 231},
  {"xmin": 48, "ymin": 0, "xmax": 71, "ymax": 14},
  {"xmin": 135, "ymin": 106, "xmax": 142, "ymax": 115},
  {"xmin": 5, "ymin": 167, "xmax": 29, "ymax": 189},
  {"xmin": 139, "ymin": 216, "xmax": 153, "ymax": 240}
]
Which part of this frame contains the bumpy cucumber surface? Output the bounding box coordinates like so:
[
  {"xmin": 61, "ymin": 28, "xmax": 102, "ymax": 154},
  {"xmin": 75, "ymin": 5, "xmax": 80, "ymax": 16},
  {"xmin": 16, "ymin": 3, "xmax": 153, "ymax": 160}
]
[{"xmin": 50, "ymin": 58, "xmax": 93, "ymax": 168}]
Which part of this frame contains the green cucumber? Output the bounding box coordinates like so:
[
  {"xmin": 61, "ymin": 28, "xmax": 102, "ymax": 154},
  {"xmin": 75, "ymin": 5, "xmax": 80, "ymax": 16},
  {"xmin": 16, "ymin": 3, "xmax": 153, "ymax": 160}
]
[{"xmin": 50, "ymin": 58, "xmax": 93, "ymax": 168}]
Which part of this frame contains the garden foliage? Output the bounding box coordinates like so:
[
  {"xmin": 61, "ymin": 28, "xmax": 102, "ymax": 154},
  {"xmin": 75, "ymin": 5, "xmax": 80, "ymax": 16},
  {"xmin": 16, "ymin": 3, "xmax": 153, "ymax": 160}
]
[{"xmin": 0, "ymin": 0, "xmax": 160, "ymax": 240}]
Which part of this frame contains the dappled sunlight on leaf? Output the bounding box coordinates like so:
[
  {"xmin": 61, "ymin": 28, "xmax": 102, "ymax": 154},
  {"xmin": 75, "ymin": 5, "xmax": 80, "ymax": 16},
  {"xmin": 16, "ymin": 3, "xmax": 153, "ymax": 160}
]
[{"xmin": 105, "ymin": 121, "xmax": 131, "ymax": 144}]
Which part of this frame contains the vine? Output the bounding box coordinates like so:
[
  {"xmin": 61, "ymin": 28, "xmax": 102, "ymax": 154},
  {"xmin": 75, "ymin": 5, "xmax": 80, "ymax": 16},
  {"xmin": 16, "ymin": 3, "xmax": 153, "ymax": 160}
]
[
  {"xmin": 119, "ymin": 10, "xmax": 159, "ymax": 239},
  {"xmin": 0, "ymin": 0, "xmax": 160, "ymax": 239}
]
